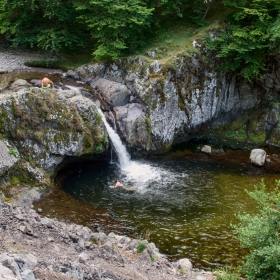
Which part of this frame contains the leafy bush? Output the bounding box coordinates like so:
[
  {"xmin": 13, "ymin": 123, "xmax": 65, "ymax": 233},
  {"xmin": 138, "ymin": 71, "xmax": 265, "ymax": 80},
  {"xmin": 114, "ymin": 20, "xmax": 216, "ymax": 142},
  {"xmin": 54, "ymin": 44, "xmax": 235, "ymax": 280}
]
[
  {"xmin": 206, "ymin": 0, "xmax": 280, "ymax": 81},
  {"xmin": 74, "ymin": 0, "xmax": 154, "ymax": 60},
  {"xmin": 233, "ymin": 179, "xmax": 280, "ymax": 279},
  {"xmin": 0, "ymin": 0, "xmax": 87, "ymax": 53}
]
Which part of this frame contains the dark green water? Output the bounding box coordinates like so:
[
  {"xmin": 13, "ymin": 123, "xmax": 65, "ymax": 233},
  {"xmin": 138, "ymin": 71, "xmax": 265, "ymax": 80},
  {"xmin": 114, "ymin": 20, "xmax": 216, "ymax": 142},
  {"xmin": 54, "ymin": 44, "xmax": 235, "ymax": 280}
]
[{"xmin": 35, "ymin": 149, "xmax": 280, "ymax": 269}]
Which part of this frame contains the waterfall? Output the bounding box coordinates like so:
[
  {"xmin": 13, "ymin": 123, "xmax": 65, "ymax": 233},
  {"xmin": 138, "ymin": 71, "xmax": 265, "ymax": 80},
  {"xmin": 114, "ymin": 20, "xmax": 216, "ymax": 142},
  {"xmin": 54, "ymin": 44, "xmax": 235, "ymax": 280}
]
[
  {"xmin": 110, "ymin": 114, "xmax": 117, "ymax": 164},
  {"xmin": 95, "ymin": 106, "xmax": 131, "ymax": 169},
  {"xmin": 95, "ymin": 103, "xmax": 162, "ymax": 191}
]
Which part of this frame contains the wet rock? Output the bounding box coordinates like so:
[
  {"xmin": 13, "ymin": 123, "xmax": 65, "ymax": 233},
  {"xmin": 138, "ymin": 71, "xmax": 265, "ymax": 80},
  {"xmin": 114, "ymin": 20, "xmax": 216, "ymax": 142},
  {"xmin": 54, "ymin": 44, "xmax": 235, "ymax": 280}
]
[
  {"xmin": 114, "ymin": 103, "xmax": 153, "ymax": 150},
  {"xmin": 250, "ymin": 149, "xmax": 266, "ymax": 166},
  {"xmin": 201, "ymin": 145, "xmax": 212, "ymax": 155}
]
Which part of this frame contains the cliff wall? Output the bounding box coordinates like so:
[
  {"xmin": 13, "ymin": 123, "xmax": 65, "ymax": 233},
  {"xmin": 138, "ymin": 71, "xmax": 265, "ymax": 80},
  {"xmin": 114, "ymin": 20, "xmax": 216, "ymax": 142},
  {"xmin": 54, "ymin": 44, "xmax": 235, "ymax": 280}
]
[{"xmin": 73, "ymin": 48, "xmax": 280, "ymax": 153}]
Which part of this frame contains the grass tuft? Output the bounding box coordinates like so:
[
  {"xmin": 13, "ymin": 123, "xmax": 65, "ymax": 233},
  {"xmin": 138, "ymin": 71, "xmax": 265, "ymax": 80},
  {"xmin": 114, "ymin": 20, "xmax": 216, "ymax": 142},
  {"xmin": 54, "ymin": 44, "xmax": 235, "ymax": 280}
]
[
  {"xmin": 214, "ymin": 267, "xmax": 241, "ymax": 280},
  {"xmin": 137, "ymin": 240, "xmax": 147, "ymax": 253}
]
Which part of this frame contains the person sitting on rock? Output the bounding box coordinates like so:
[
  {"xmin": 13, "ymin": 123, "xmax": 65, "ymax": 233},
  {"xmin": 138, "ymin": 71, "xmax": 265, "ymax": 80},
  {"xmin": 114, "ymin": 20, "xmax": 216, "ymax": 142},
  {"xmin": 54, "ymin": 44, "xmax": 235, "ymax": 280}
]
[
  {"xmin": 41, "ymin": 74, "xmax": 54, "ymax": 89},
  {"xmin": 114, "ymin": 179, "xmax": 123, "ymax": 188}
]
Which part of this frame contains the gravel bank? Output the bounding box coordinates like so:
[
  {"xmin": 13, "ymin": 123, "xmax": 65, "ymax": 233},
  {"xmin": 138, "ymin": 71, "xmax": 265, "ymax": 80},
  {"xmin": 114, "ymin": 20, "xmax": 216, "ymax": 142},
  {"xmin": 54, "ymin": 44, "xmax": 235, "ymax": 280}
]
[
  {"xmin": 0, "ymin": 47, "xmax": 58, "ymax": 73},
  {"xmin": 0, "ymin": 200, "xmax": 216, "ymax": 280}
]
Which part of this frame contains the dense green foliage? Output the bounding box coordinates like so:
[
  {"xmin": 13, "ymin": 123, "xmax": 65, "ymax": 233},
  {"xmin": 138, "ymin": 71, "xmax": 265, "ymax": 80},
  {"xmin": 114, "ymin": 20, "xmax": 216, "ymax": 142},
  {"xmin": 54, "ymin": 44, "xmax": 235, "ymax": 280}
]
[
  {"xmin": 0, "ymin": 0, "xmax": 215, "ymax": 59},
  {"xmin": 233, "ymin": 180, "xmax": 280, "ymax": 279},
  {"xmin": 0, "ymin": 0, "xmax": 87, "ymax": 52},
  {"xmin": 207, "ymin": 0, "xmax": 280, "ymax": 81},
  {"xmin": 0, "ymin": 0, "xmax": 279, "ymax": 79},
  {"xmin": 74, "ymin": 0, "xmax": 153, "ymax": 60}
]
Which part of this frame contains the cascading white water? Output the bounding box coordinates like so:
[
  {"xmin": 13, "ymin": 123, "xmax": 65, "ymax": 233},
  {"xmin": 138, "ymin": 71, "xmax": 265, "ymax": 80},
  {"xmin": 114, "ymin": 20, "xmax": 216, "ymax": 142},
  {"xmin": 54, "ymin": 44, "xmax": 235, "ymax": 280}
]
[
  {"xmin": 110, "ymin": 114, "xmax": 117, "ymax": 164},
  {"xmin": 96, "ymin": 106, "xmax": 131, "ymax": 169},
  {"xmin": 95, "ymin": 105, "xmax": 163, "ymax": 190}
]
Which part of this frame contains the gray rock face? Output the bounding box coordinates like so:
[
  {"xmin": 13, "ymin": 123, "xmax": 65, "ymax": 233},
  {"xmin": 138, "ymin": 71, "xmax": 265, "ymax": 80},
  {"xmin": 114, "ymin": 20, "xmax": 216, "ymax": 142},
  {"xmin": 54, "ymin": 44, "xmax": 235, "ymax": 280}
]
[
  {"xmin": 76, "ymin": 52, "xmax": 280, "ymax": 153},
  {"xmin": 149, "ymin": 75, "xmax": 188, "ymax": 143},
  {"xmin": 250, "ymin": 149, "xmax": 267, "ymax": 166},
  {"xmin": 0, "ymin": 140, "xmax": 19, "ymax": 173},
  {"xmin": 92, "ymin": 78, "xmax": 130, "ymax": 107},
  {"xmin": 10, "ymin": 79, "xmax": 32, "ymax": 91},
  {"xmin": 114, "ymin": 103, "xmax": 154, "ymax": 150}
]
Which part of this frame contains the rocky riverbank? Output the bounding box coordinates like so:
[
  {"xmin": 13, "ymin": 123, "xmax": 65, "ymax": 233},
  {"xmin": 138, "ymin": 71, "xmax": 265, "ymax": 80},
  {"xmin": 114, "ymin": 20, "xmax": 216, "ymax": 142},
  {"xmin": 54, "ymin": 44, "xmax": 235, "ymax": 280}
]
[{"xmin": 0, "ymin": 199, "xmax": 215, "ymax": 280}]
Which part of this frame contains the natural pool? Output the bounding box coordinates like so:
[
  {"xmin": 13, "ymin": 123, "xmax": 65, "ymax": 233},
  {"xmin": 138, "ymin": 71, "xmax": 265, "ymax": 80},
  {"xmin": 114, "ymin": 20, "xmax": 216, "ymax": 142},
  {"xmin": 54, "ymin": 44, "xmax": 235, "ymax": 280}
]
[{"xmin": 34, "ymin": 148, "xmax": 280, "ymax": 269}]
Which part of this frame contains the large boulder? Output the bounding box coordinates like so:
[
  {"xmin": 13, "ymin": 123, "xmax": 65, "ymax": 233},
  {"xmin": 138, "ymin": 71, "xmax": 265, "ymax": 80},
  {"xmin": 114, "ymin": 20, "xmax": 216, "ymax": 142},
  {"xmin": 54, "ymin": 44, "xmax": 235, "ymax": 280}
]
[
  {"xmin": 92, "ymin": 78, "xmax": 130, "ymax": 107},
  {"xmin": 0, "ymin": 83, "xmax": 108, "ymax": 190},
  {"xmin": 250, "ymin": 149, "xmax": 266, "ymax": 166},
  {"xmin": 114, "ymin": 103, "xmax": 154, "ymax": 150},
  {"xmin": 177, "ymin": 258, "xmax": 193, "ymax": 274}
]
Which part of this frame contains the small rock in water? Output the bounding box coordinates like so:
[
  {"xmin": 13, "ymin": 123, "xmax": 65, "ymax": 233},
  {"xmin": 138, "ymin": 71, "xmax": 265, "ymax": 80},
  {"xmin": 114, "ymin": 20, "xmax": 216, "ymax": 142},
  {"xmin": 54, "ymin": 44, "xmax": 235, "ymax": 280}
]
[
  {"xmin": 250, "ymin": 149, "xmax": 266, "ymax": 166},
  {"xmin": 201, "ymin": 145, "xmax": 212, "ymax": 155},
  {"xmin": 37, "ymin": 208, "xmax": 43, "ymax": 213},
  {"xmin": 93, "ymin": 223, "xmax": 99, "ymax": 228}
]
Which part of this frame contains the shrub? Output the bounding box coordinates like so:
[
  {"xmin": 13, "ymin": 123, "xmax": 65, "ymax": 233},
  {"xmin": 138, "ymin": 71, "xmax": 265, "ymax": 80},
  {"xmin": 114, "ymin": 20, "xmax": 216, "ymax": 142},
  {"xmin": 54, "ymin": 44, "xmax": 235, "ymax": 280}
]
[
  {"xmin": 206, "ymin": 0, "xmax": 280, "ymax": 81},
  {"xmin": 137, "ymin": 240, "xmax": 146, "ymax": 253},
  {"xmin": 233, "ymin": 179, "xmax": 280, "ymax": 279}
]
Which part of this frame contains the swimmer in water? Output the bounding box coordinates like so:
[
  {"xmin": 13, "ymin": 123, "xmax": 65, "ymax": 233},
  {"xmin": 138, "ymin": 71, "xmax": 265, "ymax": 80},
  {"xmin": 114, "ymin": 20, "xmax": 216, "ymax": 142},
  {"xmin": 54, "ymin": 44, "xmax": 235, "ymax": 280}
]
[{"xmin": 114, "ymin": 179, "xmax": 123, "ymax": 188}]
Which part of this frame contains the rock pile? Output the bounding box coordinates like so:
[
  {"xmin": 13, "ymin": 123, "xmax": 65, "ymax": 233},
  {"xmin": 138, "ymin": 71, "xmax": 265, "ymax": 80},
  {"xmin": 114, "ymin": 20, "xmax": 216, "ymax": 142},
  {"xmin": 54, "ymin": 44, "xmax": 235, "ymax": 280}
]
[{"xmin": 0, "ymin": 200, "xmax": 215, "ymax": 280}]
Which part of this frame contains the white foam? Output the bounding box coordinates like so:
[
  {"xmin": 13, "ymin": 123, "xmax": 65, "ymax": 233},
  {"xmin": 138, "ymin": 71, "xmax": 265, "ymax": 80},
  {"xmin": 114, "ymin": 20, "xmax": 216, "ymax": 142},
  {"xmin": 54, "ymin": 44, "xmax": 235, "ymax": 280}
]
[{"xmin": 95, "ymin": 104, "xmax": 178, "ymax": 192}]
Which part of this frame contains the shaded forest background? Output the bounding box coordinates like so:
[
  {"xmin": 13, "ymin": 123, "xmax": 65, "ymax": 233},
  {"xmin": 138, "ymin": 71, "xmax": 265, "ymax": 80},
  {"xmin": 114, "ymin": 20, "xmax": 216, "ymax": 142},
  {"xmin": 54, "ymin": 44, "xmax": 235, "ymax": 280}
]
[{"xmin": 0, "ymin": 0, "xmax": 279, "ymax": 80}]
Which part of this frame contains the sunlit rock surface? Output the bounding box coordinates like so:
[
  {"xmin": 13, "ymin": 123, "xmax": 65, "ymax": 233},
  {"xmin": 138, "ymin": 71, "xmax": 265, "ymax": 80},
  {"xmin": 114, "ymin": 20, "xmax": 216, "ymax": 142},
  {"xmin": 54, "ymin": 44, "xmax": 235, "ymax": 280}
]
[
  {"xmin": 76, "ymin": 52, "xmax": 280, "ymax": 153},
  {"xmin": 92, "ymin": 78, "xmax": 130, "ymax": 107},
  {"xmin": 250, "ymin": 149, "xmax": 267, "ymax": 166}
]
